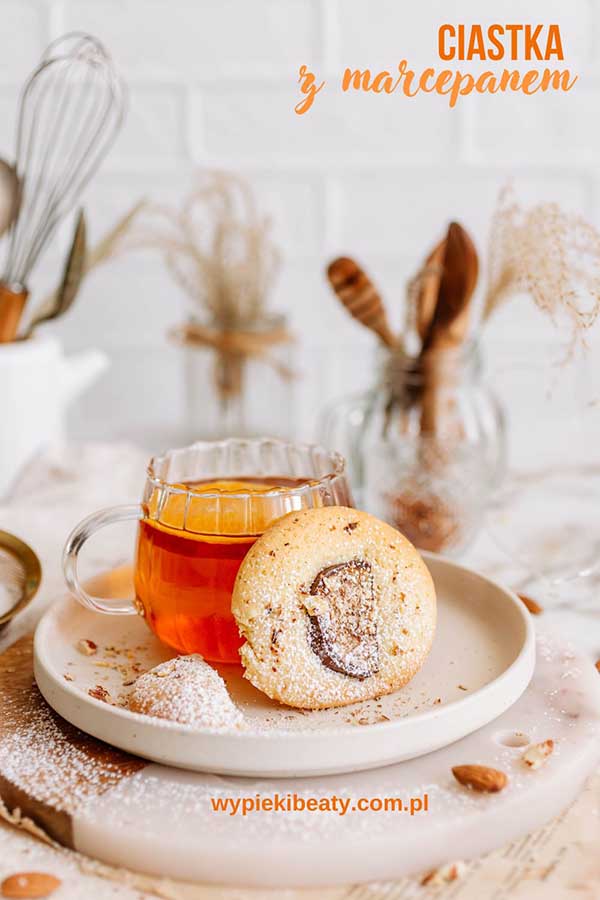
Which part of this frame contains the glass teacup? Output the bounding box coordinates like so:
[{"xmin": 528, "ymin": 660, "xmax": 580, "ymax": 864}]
[{"xmin": 63, "ymin": 438, "xmax": 352, "ymax": 663}]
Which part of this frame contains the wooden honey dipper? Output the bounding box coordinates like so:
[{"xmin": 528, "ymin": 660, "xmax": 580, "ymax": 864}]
[{"xmin": 327, "ymin": 257, "xmax": 397, "ymax": 347}]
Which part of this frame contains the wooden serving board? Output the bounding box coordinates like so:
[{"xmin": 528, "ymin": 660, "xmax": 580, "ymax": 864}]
[
  {"xmin": 1, "ymin": 624, "xmax": 600, "ymax": 888},
  {"xmin": 0, "ymin": 635, "xmax": 146, "ymax": 848}
]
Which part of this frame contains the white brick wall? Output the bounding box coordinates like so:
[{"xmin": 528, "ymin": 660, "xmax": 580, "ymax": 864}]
[{"xmin": 1, "ymin": 0, "xmax": 599, "ymax": 448}]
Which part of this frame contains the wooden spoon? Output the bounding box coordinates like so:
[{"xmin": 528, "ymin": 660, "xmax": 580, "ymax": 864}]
[
  {"xmin": 0, "ymin": 160, "xmax": 23, "ymax": 340},
  {"xmin": 418, "ymin": 222, "xmax": 478, "ymax": 435},
  {"xmin": 421, "ymin": 222, "xmax": 478, "ymax": 352},
  {"xmin": 415, "ymin": 236, "xmax": 446, "ymax": 343},
  {"xmin": 327, "ymin": 256, "xmax": 397, "ymax": 347},
  {"xmin": 0, "ymin": 158, "xmax": 19, "ymax": 238},
  {"xmin": 24, "ymin": 209, "xmax": 87, "ymax": 337}
]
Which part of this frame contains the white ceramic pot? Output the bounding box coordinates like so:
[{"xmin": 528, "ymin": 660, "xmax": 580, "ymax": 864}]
[{"xmin": 0, "ymin": 335, "xmax": 109, "ymax": 497}]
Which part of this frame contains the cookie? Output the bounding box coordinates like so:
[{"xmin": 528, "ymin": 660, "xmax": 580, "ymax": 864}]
[
  {"xmin": 231, "ymin": 507, "xmax": 436, "ymax": 709},
  {"xmin": 128, "ymin": 654, "xmax": 243, "ymax": 730}
]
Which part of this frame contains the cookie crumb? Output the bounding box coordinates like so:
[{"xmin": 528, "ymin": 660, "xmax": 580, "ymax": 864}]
[
  {"xmin": 88, "ymin": 685, "xmax": 110, "ymax": 703},
  {"xmin": 518, "ymin": 593, "xmax": 543, "ymax": 615},
  {"xmin": 76, "ymin": 638, "xmax": 97, "ymax": 656}
]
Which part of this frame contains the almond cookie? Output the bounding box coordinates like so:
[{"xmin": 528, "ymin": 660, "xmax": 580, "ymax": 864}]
[{"xmin": 231, "ymin": 506, "xmax": 436, "ymax": 709}]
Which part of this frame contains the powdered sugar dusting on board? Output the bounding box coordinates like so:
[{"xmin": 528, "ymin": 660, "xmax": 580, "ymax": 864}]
[{"xmin": 0, "ymin": 637, "xmax": 145, "ymax": 814}]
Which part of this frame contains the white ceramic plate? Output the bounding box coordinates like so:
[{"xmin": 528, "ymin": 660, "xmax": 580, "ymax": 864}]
[{"xmin": 34, "ymin": 554, "xmax": 535, "ymax": 777}]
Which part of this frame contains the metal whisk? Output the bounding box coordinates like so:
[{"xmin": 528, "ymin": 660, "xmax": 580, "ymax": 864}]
[{"xmin": 0, "ymin": 32, "xmax": 125, "ymax": 342}]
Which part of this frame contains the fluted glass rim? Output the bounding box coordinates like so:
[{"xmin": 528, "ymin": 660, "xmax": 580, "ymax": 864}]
[
  {"xmin": 377, "ymin": 337, "xmax": 482, "ymax": 385},
  {"xmin": 146, "ymin": 437, "xmax": 347, "ymax": 500}
]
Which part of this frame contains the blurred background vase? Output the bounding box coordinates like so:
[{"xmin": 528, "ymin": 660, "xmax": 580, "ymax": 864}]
[
  {"xmin": 321, "ymin": 340, "xmax": 506, "ymax": 555},
  {"xmin": 181, "ymin": 312, "xmax": 295, "ymax": 441}
]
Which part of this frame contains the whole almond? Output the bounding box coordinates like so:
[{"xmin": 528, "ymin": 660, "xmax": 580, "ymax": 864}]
[
  {"xmin": 452, "ymin": 764, "xmax": 508, "ymax": 793},
  {"xmin": 517, "ymin": 593, "xmax": 543, "ymax": 615},
  {"xmin": 523, "ymin": 739, "xmax": 554, "ymax": 769},
  {"xmin": 595, "ymin": 659, "xmax": 600, "ymax": 674},
  {"xmin": 1, "ymin": 872, "xmax": 61, "ymax": 898}
]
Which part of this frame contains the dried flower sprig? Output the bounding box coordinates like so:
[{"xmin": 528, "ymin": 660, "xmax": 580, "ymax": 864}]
[
  {"xmin": 86, "ymin": 199, "xmax": 147, "ymax": 271},
  {"xmin": 121, "ymin": 170, "xmax": 286, "ymax": 404},
  {"xmin": 124, "ymin": 170, "xmax": 280, "ymax": 328},
  {"xmin": 483, "ymin": 187, "xmax": 600, "ymax": 350},
  {"xmin": 30, "ymin": 200, "xmax": 146, "ymax": 328}
]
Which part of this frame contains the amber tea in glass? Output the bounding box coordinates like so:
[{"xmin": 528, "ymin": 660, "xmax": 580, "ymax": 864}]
[{"xmin": 64, "ymin": 440, "xmax": 352, "ymax": 664}]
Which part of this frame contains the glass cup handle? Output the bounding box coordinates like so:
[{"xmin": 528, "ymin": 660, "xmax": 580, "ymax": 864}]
[{"xmin": 63, "ymin": 504, "xmax": 142, "ymax": 615}]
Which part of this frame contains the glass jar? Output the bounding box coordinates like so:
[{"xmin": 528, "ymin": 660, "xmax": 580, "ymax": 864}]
[
  {"xmin": 321, "ymin": 342, "xmax": 506, "ymax": 554},
  {"xmin": 182, "ymin": 312, "xmax": 295, "ymax": 441},
  {"xmin": 484, "ymin": 341, "xmax": 600, "ymax": 610}
]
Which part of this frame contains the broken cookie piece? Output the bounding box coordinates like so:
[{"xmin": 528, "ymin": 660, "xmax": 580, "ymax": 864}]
[
  {"xmin": 306, "ymin": 559, "xmax": 379, "ymax": 679},
  {"xmin": 232, "ymin": 506, "xmax": 436, "ymax": 709},
  {"xmin": 128, "ymin": 655, "xmax": 243, "ymax": 730}
]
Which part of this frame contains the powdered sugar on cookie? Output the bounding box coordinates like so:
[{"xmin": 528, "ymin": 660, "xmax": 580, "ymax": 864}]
[{"xmin": 128, "ymin": 655, "xmax": 243, "ymax": 730}]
